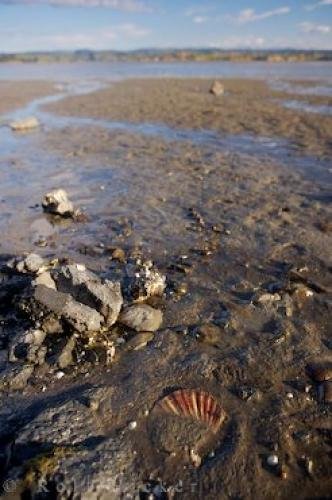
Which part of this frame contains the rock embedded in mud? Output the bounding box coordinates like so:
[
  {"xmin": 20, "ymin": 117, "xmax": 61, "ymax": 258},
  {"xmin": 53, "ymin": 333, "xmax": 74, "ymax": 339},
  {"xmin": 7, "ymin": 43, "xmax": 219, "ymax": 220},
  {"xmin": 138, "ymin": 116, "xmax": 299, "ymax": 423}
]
[
  {"xmin": 10, "ymin": 116, "xmax": 39, "ymax": 131},
  {"xmin": 125, "ymin": 332, "xmax": 154, "ymax": 350},
  {"xmin": 210, "ymin": 80, "xmax": 224, "ymax": 96},
  {"xmin": 42, "ymin": 189, "xmax": 74, "ymax": 217},
  {"xmin": 119, "ymin": 304, "xmax": 163, "ymax": 332},
  {"xmin": 196, "ymin": 323, "xmax": 221, "ymax": 345},
  {"xmin": 34, "ymin": 285, "xmax": 103, "ymax": 333},
  {"xmin": 54, "ymin": 264, "xmax": 123, "ymax": 326}
]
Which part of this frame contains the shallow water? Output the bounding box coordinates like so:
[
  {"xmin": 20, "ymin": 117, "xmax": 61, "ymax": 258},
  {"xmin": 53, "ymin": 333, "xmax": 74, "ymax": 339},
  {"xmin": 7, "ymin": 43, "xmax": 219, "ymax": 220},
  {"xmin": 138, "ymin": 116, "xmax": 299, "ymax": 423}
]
[
  {"xmin": 1, "ymin": 60, "xmax": 332, "ymax": 82},
  {"xmin": 0, "ymin": 76, "xmax": 331, "ymax": 257}
]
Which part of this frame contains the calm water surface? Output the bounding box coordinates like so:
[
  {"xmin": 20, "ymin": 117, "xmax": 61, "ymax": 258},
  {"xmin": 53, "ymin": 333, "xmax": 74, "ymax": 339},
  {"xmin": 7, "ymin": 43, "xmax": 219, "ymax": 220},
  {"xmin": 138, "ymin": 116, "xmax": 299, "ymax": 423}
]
[{"xmin": 0, "ymin": 61, "xmax": 332, "ymax": 83}]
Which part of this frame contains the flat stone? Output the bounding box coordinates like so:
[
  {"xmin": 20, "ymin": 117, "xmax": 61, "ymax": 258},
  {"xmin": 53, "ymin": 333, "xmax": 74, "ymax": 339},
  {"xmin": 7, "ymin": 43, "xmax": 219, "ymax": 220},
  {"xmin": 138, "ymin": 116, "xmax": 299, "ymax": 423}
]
[
  {"xmin": 10, "ymin": 116, "xmax": 39, "ymax": 131},
  {"xmin": 55, "ymin": 264, "xmax": 123, "ymax": 326},
  {"xmin": 34, "ymin": 285, "xmax": 103, "ymax": 333},
  {"xmin": 119, "ymin": 304, "xmax": 163, "ymax": 332}
]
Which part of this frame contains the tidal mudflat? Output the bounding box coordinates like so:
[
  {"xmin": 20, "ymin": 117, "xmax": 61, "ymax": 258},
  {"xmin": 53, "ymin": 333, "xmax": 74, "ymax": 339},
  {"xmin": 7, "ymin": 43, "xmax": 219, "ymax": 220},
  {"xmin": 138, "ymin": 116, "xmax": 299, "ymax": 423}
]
[{"xmin": 0, "ymin": 74, "xmax": 331, "ymax": 499}]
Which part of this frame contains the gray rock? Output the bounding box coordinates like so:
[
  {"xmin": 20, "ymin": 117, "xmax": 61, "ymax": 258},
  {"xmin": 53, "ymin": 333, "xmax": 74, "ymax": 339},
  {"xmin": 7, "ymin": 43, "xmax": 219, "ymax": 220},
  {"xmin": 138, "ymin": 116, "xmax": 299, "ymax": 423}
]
[
  {"xmin": 0, "ymin": 364, "xmax": 34, "ymax": 391},
  {"xmin": 57, "ymin": 335, "xmax": 76, "ymax": 369},
  {"xmin": 42, "ymin": 189, "xmax": 74, "ymax": 217},
  {"xmin": 55, "ymin": 264, "xmax": 123, "ymax": 326},
  {"xmin": 210, "ymin": 80, "xmax": 224, "ymax": 96},
  {"xmin": 8, "ymin": 328, "xmax": 46, "ymax": 364},
  {"xmin": 119, "ymin": 304, "xmax": 163, "ymax": 332},
  {"xmin": 34, "ymin": 285, "xmax": 103, "ymax": 333},
  {"xmin": 15, "ymin": 253, "xmax": 44, "ymax": 274}
]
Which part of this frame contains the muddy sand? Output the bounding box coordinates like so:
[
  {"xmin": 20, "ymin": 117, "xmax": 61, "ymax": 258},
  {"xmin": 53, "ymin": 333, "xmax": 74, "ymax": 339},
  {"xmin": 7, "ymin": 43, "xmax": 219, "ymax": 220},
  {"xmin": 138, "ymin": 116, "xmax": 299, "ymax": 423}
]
[
  {"xmin": 0, "ymin": 78, "xmax": 331, "ymax": 499},
  {"xmin": 0, "ymin": 81, "xmax": 54, "ymax": 115}
]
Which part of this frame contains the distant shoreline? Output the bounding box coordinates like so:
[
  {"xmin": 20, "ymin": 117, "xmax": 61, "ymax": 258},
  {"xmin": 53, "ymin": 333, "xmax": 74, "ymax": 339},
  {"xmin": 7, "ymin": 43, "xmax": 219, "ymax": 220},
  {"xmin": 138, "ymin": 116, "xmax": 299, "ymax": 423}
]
[{"xmin": 1, "ymin": 49, "xmax": 332, "ymax": 64}]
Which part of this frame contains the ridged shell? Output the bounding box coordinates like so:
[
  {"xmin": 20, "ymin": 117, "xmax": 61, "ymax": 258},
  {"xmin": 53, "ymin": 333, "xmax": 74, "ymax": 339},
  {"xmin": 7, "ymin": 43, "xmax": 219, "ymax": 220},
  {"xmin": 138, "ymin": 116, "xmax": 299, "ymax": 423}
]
[{"xmin": 156, "ymin": 389, "xmax": 226, "ymax": 433}]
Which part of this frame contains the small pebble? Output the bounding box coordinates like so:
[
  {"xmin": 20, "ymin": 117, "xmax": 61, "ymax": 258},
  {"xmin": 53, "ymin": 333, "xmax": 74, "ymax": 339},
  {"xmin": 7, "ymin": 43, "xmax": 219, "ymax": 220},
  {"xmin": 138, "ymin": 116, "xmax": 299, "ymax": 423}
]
[
  {"xmin": 128, "ymin": 420, "xmax": 137, "ymax": 430},
  {"xmin": 267, "ymin": 454, "xmax": 279, "ymax": 467},
  {"xmin": 55, "ymin": 371, "xmax": 65, "ymax": 379}
]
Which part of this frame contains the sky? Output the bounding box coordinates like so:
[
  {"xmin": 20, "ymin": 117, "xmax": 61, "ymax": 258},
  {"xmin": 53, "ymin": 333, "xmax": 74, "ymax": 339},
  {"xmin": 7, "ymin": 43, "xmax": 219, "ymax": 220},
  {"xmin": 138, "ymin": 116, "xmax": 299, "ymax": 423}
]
[{"xmin": 0, "ymin": 0, "xmax": 332, "ymax": 53}]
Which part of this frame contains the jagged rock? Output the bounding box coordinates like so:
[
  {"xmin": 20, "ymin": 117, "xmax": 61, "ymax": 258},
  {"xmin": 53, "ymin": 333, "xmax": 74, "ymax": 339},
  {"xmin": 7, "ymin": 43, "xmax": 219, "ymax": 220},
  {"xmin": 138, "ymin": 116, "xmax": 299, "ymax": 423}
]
[
  {"xmin": 210, "ymin": 80, "xmax": 224, "ymax": 96},
  {"xmin": 33, "ymin": 271, "xmax": 56, "ymax": 290},
  {"xmin": 57, "ymin": 335, "xmax": 76, "ymax": 369},
  {"xmin": 34, "ymin": 285, "xmax": 103, "ymax": 333},
  {"xmin": 0, "ymin": 364, "xmax": 34, "ymax": 390},
  {"xmin": 42, "ymin": 189, "xmax": 74, "ymax": 217},
  {"xmin": 119, "ymin": 304, "xmax": 163, "ymax": 332},
  {"xmin": 54, "ymin": 264, "xmax": 123, "ymax": 326},
  {"xmin": 15, "ymin": 253, "xmax": 44, "ymax": 274},
  {"xmin": 8, "ymin": 328, "xmax": 46, "ymax": 364},
  {"xmin": 10, "ymin": 116, "xmax": 39, "ymax": 131},
  {"xmin": 125, "ymin": 261, "xmax": 166, "ymax": 301}
]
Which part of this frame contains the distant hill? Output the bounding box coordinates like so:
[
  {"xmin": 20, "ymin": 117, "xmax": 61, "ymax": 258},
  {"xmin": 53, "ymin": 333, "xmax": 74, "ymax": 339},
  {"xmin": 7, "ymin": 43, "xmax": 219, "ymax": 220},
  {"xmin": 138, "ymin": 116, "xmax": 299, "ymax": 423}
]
[{"xmin": 1, "ymin": 48, "xmax": 332, "ymax": 63}]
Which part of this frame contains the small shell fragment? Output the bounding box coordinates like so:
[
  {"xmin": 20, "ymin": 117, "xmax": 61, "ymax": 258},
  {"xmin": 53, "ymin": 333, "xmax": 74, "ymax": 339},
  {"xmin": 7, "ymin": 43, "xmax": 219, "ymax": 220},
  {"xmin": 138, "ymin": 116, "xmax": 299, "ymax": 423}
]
[{"xmin": 155, "ymin": 389, "xmax": 226, "ymax": 433}]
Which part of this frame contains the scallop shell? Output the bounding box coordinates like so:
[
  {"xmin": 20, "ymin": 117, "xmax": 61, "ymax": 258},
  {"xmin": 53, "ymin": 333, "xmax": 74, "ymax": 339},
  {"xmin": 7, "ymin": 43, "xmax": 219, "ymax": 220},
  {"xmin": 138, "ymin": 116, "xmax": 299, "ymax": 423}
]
[{"xmin": 156, "ymin": 389, "xmax": 226, "ymax": 433}]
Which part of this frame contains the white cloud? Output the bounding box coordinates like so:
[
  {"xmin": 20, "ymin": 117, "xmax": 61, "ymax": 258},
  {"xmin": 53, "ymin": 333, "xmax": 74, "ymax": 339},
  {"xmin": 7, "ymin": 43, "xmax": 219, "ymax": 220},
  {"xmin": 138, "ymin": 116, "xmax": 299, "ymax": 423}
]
[
  {"xmin": 0, "ymin": 0, "xmax": 151, "ymax": 10},
  {"xmin": 212, "ymin": 35, "xmax": 266, "ymax": 49},
  {"xmin": 305, "ymin": 0, "xmax": 332, "ymax": 11},
  {"xmin": 193, "ymin": 16, "xmax": 208, "ymax": 24},
  {"xmin": 233, "ymin": 6, "xmax": 291, "ymax": 24},
  {"xmin": 1, "ymin": 23, "xmax": 150, "ymax": 51},
  {"xmin": 300, "ymin": 21, "xmax": 331, "ymax": 33}
]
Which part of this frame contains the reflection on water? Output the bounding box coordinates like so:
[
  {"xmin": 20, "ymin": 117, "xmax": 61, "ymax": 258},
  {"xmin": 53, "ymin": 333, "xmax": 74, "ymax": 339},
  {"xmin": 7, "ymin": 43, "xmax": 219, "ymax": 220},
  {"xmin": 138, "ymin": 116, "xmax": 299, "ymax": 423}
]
[
  {"xmin": 282, "ymin": 99, "xmax": 332, "ymax": 116},
  {"xmin": 271, "ymin": 80, "xmax": 332, "ymax": 97},
  {"xmin": 1, "ymin": 61, "xmax": 332, "ymax": 82},
  {"xmin": 0, "ymin": 75, "xmax": 331, "ymax": 256}
]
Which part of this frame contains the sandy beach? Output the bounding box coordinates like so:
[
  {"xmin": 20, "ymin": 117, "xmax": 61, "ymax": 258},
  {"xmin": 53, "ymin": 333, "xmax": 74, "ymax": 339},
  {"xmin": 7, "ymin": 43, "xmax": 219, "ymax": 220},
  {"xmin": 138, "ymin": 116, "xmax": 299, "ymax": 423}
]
[{"xmin": 0, "ymin": 75, "xmax": 331, "ymax": 499}]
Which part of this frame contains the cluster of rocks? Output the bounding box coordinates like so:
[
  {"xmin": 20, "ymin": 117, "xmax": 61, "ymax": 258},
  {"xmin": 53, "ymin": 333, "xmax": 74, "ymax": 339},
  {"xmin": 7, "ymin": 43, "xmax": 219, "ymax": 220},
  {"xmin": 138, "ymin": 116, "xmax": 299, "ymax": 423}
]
[{"xmin": 0, "ymin": 253, "xmax": 166, "ymax": 391}]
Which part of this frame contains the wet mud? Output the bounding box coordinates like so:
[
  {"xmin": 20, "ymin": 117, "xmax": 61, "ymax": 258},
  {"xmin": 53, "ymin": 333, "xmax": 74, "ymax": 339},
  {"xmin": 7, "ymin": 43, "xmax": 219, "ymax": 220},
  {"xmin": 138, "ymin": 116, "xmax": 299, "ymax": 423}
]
[{"xmin": 0, "ymin": 78, "xmax": 331, "ymax": 499}]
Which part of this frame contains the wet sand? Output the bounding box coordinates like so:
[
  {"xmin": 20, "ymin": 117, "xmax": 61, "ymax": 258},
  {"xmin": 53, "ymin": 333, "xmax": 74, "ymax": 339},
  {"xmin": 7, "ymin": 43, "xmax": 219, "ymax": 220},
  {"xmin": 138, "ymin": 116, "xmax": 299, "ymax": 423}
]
[
  {"xmin": 0, "ymin": 78, "xmax": 332, "ymax": 499},
  {"xmin": 0, "ymin": 81, "xmax": 54, "ymax": 115},
  {"xmin": 47, "ymin": 78, "xmax": 332, "ymax": 157}
]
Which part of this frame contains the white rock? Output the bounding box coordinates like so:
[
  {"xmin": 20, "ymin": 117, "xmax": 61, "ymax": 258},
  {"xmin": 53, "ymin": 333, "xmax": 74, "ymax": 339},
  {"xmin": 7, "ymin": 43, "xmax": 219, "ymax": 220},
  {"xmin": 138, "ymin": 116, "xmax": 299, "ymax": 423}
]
[
  {"xmin": 128, "ymin": 421, "xmax": 137, "ymax": 430},
  {"xmin": 210, "ymin": 80, "xmax": 224, "ymax": 96},
  {"xmin": 10, "ymin": 116, "xmax": 39, "ymax": 131},
  {"xmin": 42, "ymin": 189, "xmax": 74, "ymax": 217},
  {"xmin": 267, "ymin": 454, "xmax": 279, "ymax": 466}
]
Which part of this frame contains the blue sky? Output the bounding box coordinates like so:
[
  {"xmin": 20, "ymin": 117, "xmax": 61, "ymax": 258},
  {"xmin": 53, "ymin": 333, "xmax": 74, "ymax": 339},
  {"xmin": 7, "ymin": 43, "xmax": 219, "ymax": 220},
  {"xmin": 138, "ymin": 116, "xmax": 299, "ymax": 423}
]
[{"xmin": 0, "ymin": 0, "xmax": 332, "ymax": 52}]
